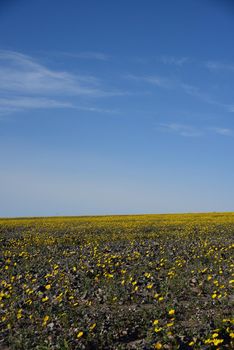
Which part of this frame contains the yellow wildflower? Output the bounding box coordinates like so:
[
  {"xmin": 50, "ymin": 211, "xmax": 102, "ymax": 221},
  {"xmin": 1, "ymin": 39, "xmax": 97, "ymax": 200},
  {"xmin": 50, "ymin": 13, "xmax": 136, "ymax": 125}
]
[
  {"xmin": 168, "ymin": 309, "xmax": 175, "ymax": 315},
  {"xmin": 89, "ymin": 323, "xmax": 96, "ymax": 331},
  {"xmin": 43, "ymin": 315, "xmax": 49, "ymax": 326},
  {"xmin": 213, "ymin": 339, "xmax": 223, "ymax": 346},
  {"xmin": 42, "ymin": 296, "xmax": 49, "ymax": 302},
  {"xmin": 154, "ymin": 327, "xmax": 162, "ymax": 332}
]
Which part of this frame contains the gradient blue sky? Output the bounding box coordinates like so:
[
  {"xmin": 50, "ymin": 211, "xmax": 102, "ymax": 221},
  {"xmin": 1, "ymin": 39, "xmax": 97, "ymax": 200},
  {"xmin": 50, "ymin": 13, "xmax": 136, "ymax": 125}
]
[{"xmin": 1, "ymin": 0, "xmax": 234, "ymax": 217}]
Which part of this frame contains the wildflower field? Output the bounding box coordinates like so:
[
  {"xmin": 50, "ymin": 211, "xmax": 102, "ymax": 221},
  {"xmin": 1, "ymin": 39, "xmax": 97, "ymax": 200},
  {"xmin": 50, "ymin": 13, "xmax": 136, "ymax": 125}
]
[{"xmin": 0, "ymin": 213, "xmax": 233, "ymax": 350}]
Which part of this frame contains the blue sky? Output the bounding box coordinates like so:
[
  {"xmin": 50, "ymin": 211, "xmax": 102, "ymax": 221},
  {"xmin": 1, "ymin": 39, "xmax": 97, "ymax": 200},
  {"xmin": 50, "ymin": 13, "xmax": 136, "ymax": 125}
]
[{"xmin": 1, "ymin": 0, "xmax": 234, "ymax": 217}]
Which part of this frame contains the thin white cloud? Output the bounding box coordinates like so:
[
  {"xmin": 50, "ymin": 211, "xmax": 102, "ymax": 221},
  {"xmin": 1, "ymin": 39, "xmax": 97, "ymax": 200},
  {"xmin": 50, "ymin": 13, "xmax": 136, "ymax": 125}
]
[
  {"xmin": 126, "ymin": 74, "xmax": 172, "ymax": 88},
  {"xmin": 131, "ymin": 55, "xmax": 189, "ymax": 66},
  {"xmin": 0, "ymin": 50, "xmax": 123, "ymax": 116},
  {"xmin": 179, "ymin": 82, "xmax": 219, "ymax": 106},
  {"xmin": 129, "ymin": 74, "xmax": 199, "ymax": 96},
  {"xmin": 160, "ymin": 55, "xmax": 188, "ymax": 66},
  {"xmin": 209, "ymin": 127, "xmax": 233, "ymax": 136},
  {"xmin": 127, "ymin": 74, "xmax": 226, "ymax": 108},
  {"xmin": 61, "ymin": 51, "xmax": 110, "ymax": 61},
  {"xmin": 0, "ymin": 97, "xmax": 117, "ymax": 116},
  {"xmin": 0, "ymin": 97, "xmax": 73, "ymax": 109},
  {"xmin": 206, "ymin": 61, "xmax": 234, "ymax": 72},
  {"xmin": 157, "ymin": 123, "xmax": 233, "ymax": 137},
  {"xmin": 0, "ymin": 50, "xmax": 108, "ymax": 96},
  {"xmin": 157, "ymin": 123, "xmax": 203, "ymax": 137},
  {"xmin": 0, "ymin": 97, "xmax": 74, "ymax": 115},
  {"xmin": 73, "ymin": 105, "xmax": 118, "ymax": 114},
  {"xmin": 128, "ymin": 74, "xmax": 193, "ymax": 92}
]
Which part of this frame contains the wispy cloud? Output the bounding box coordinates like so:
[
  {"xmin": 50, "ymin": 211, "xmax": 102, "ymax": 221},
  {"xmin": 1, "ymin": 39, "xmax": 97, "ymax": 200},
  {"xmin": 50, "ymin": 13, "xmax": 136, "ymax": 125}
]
[
  {"xmin": 0, "ymin": 97, "xmax": 74, "ymax": 115},
  {"xmin": 156, "ymin": 123, "xmax": 233, "ymax": 137},
  {"xmin": 157, "ymin": 123, "xmax": 203, "ymax": 137},
  {"xmin": 60, "ymin": 51, "xmax": 110, "ymax": 61},
  {"xmin": 131, "ymin": 55, "xmax": 189, "ymax": 66},
  {"xmin": 75, "ymin": 105, "xmax": 118, "ymax": 114},
  {"xmin": 208, "ymin": 127, "xmax": 233, "ymax": 136},
  {"xmin": 160, "ymin": 55, "xmax": 188, "ymax": 66},
  {"xmin": 127, "ymin": 73, "xmax": 190, "ymax": 92},
  {"xmin": 128, "ymin": 74, "xmax": 208, "ymax": 99},
  {"xmin": 206, "ymin": 61, "xmax": 234, "ymax": 72},
  {"xmin": 0, "ymin": 50, "xmax": 109, "ymax": 96},
  {"xmin": 0, "ymin": 96, "xmax": 118, "ymax": 116},
  {"xmin": 126, "ymin": 74, "xmax": 172, "ymax": 88},
  {"xmin": 127, "ymin": 74, "xmax": 227, "ymax": 108},
  {"xmin": 0, "ymin": 50, "xmax": 122, "ymax": 115},
  {"xmin": 179, "ymin": 83, "xmax": 219, "ymax": 106}
]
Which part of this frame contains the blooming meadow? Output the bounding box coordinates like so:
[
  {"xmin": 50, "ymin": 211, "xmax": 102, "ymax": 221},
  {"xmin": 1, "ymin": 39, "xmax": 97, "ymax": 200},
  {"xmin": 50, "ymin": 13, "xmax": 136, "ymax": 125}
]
[{"xmin": 0, "ymin": 213, "xmax": 233, "ymax": 349}]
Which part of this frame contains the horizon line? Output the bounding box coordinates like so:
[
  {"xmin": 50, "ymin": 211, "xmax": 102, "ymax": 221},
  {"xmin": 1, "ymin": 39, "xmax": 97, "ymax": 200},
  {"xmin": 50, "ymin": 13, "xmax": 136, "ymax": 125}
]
[{"xmin": 1, "ymin": 210, "xmax": 234, "ymax": 220}]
